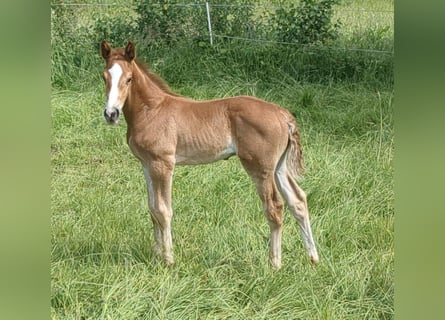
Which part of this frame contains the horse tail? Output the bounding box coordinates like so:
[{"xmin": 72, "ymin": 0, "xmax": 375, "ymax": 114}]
[{"xmin": 285, "ymin": 115, "xmax": 305, "ymax": 180}]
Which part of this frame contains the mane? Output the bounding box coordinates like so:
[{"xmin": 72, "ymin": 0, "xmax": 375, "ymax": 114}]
[
  {"xmin": 107, "ymin": 47, "xmax": 181, "ymax": 97},
  {"xmin": 134, "ymin": 58, "xmax": 182, "ymax": 97}
]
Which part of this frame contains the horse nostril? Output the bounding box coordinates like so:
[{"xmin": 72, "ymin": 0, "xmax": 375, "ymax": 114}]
[
  {"xmin": 104, "ymin": 108, "xmax": 120, "ymax": 123},
  {"xmin": 111, "ymin": 109, "xmax": 119, "ymax": 120}
]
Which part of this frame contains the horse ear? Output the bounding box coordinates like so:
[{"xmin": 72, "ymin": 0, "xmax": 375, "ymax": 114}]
[
  {"xmin": 100, "ymin": 40, "xmax": 111, "ymax": 60},
  {"xmin": 124, "ymin": 41, "xmax": 136, "ymax": 61}
]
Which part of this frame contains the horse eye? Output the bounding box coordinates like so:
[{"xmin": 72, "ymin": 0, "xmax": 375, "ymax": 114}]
[{"xmin": 126, "ymin": 77, "xmax": 132, "ymax": 85}]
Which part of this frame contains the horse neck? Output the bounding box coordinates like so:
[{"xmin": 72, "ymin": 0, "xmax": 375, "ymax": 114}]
[
  {"xmin": 123, "ymin": 61, "xmax": 168, "ymax": 124},
  {"xmin": 133, "ymin": 61, "xmax": 168, "ymax": 105}
]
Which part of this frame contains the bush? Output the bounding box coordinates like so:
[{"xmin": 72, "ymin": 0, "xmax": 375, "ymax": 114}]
[
  {"xmin": 93, "ymin": 15, "xmax": 138, "ymax": 48},
  {"xmin": 134, "ymin": 1, "xmax": 206, "ymax": 46},
  {"xmin": 274, "ymin": 0, "xmax": 341, "ymax": 45},
  {"xmin": 209, "ymin": 3, "xmax": 255, "ymax": 39}
]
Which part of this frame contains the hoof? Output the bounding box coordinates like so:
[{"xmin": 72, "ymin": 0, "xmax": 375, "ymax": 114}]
[
  {"xmin": 270, "ymin": 258, "xmax": 282, "ymax": 270},
  {"xmin": 164, "ymin": 255, "xmax": 174, "ymax": 266},
  {"xmin": 309, "ymin": 254, "xmax": 319, "ymax": 265}
]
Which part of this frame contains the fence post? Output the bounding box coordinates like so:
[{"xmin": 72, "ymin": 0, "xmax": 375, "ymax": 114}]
[{"xmin": 205, "ymin": 2, "xmax": 213, "ymax": 45}]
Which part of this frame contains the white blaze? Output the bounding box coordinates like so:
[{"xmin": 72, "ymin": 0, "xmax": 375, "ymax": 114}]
[{"xmin": 106, "ymin": 63, "xmax": 123, "ymax": 112}]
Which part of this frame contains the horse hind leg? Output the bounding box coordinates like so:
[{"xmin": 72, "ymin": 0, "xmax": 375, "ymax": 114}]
[
  {"xmin": 275, "ymin": 161, "xmax": 319, "ymax": 264},
  {"xmin": 240, "ymin": 159, "xmax": 285, "ymax": 269},
  {"xmin": 257, "ymin": 176, "xmax": 285, "ymax": 270}
]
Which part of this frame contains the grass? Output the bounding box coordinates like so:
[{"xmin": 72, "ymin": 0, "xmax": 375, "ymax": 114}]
[{"xmin": 51, "ymin": 47, "xmax": 393, "ymax": 318}]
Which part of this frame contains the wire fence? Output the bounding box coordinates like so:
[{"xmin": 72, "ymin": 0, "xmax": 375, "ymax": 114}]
[
  {"xmin": 51, "ymin": 1, "xmax": 394, "ymax": 55},
  {"xmin": 51, "ymin": 2, "xmax": 393, "ymax": 12}
]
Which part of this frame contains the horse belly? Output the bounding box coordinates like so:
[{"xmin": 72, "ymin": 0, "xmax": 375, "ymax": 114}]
[{"xmin": 175, "ymin": 136, "xmax": 236, "ymax": 165}]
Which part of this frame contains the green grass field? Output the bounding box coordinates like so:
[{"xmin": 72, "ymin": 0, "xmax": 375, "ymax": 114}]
[
  {"xmin": 51, "ymin": 74, "xmax": 393, "ymax": 319},
  {"xmin": 51, "ymin": 1, "xmax": 393, "ymax": 318}
]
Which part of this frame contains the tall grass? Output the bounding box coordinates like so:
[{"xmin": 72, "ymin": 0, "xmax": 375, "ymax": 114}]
[{"xmin": 51, "ymin": 1, "xmax": 393, "ymax": 318}]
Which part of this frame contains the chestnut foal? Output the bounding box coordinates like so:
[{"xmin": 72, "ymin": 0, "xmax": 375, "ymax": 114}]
[{"xmin": 100, "ymin": 41, "xmax": 319, "ymax": 269}]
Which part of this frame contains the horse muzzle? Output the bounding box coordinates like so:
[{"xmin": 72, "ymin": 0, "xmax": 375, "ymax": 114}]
[{"xmin": 104, "ymin": 107, "xmax": 120, "ymax": 124}]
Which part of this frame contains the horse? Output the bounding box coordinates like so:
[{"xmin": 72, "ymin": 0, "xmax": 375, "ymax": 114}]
[{"xmin": 100, "ymin": 40, "xmax": 319, "ymax": 269}]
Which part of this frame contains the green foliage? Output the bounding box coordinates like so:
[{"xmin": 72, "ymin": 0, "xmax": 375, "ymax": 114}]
[
  {"xmin": 134, "ymin": 1, "xmax": 206, "ymax": 46},
  {"xmin": 51, "ymin": 4, "xmax": 139, "ymax": 90},
  {"xmin": 209, "ymin": 3, "xmax": 255, "ymax": 39},
  {"xmin": 135, "ymin": 1, "xmax": 182, "ymax": 44},
  {"xmin": 93, "ymin": 14, "xmax": 138, "ymax": 47},
  {"xmin": 274, "ymin": 0, "xmax": 341, "ymax": 44},
  {"xmin": 134, "ymin": 0, "xmax": 341, "ymax": 45},
  {"xmin": 51, "ymin": 0, "xmax": 392, "ymax": 91},
  {"xmin": 51, "ymin": 6, "xmax": 98, "ymax": 90}
]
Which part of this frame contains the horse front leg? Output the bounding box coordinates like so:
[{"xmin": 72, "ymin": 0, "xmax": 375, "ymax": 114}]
[
  {"xmin": 142, "ymin": 166, "xmax": 162, "ymax": 258},
  {"xmin": 142, "ymin": 161, "xmax": 175, "ymax": 265}
]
